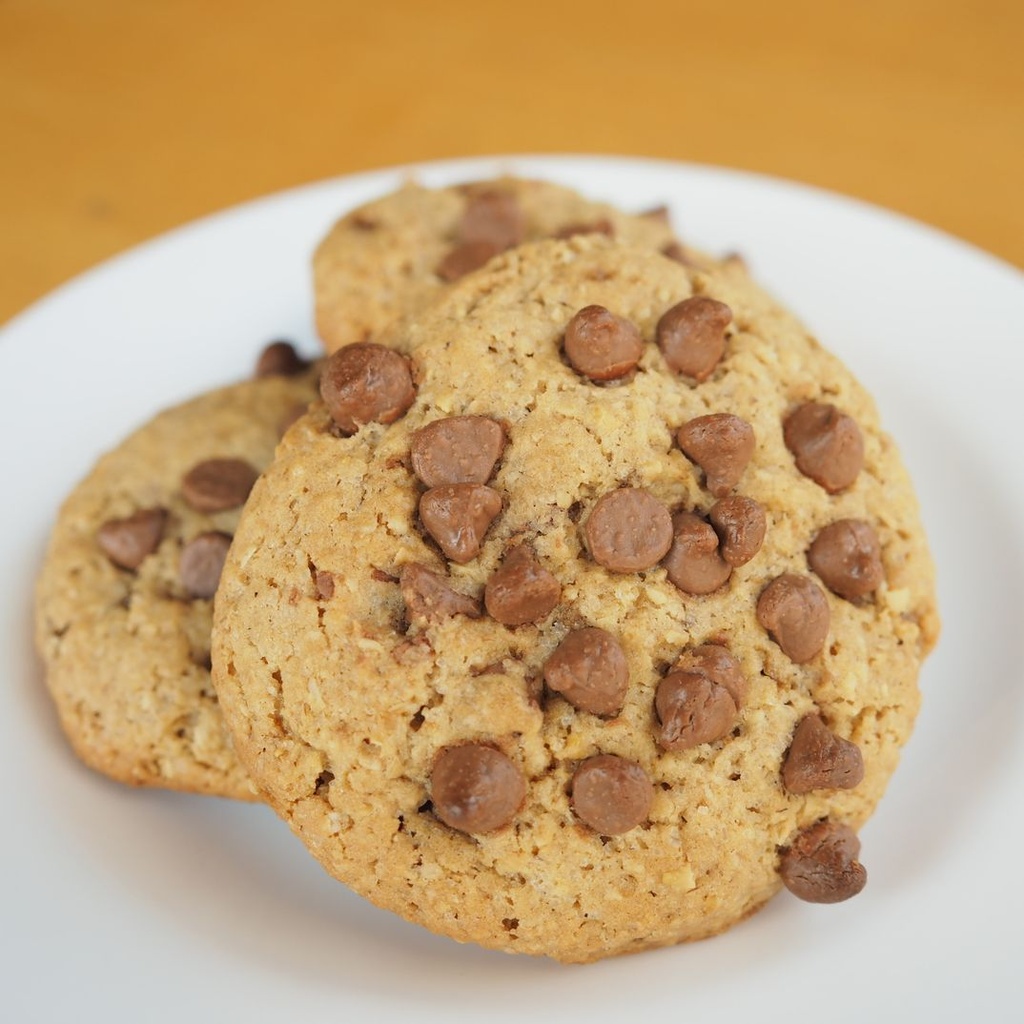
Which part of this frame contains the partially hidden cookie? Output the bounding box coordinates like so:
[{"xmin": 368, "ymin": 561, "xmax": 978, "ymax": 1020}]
[
  {"xmin": 34, "ymin": 350, "xmax": 318, "ymax": 800},
  {"xmin": 313, "ymin": 176, "xmax": 707, "ymax": 353},
  {"xmin": 212, "ymin": 236, "xmax": 938, "ymax": 961}
]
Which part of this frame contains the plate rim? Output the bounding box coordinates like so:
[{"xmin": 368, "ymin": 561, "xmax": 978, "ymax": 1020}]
[{"xmin": 4, "ymin": 152, "xmax": 1023, "ymax": 1020}]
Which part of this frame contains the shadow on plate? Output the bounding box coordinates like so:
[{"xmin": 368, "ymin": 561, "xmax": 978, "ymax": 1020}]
[{"xmin": 858, "ymin": 387, "xmax": 1024, "ymax": 893}]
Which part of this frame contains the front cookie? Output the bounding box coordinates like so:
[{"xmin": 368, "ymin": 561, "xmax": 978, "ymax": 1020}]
[{"xmin": 214, "ymin": 237, "xmax": 938, "ymax": 961}]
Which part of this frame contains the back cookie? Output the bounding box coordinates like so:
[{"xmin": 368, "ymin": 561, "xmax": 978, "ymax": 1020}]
[
  {"xmin": 313, "ymin": 175, "xmax": 705, "ymax": 352},
  {"xmin": 35, "ymin": 349, "xmax": 318, "ymax": 800}
]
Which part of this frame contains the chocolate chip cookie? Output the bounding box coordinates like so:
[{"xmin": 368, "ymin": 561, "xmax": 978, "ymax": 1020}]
[
  {"xmin": 313, "ymin": 176, "xmax": 705, "ymax": 353},
  {"xmin": 212, "ymin": 236, "xmax": 938, "ymax": 961},
  {"xmin": 34, "ymin": 348, "xmax": 318, "ymax": 799}
]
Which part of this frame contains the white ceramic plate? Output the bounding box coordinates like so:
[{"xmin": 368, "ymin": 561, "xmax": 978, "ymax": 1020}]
[{"xmin": 2, "ymin": 156, "xmax": 1021, "ymax": 1021}]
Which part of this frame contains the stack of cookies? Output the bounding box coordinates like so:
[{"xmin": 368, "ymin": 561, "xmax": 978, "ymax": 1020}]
[{"xmin": 34, "ymin": 176, "xmax": 939, "ymax": 963}]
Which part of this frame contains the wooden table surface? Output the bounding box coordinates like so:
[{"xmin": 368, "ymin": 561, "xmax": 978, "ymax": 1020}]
[{"xmin": 2, "ymin": 0, "xmax": 1022, "ymax": 326}]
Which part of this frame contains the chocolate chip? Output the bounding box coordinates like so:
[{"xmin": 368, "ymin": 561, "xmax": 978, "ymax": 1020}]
[
  {"xmin": 97, "ymin": 507, "xmax": 167, "ymax": 570},
  {"xmin": 722, "ymin": 251, "xmax": 748, "ymax": 272},
  {"xmin": 655, "ymin": 296, "xmax": 732, "ymax": 380},
  {"xmin": 783, "ymin": 402, "xmax": 864, "ymax": 493},
  {"xmin": 808, "ymin": 519, "xmax": 884, "ymax": 600},
  {"xmin": 779, "ymin": 821, "xmax": 867, "ymax": 903},
  {"xmin": 180, "ymin": 458, "xmax": 259, "ymax": 513},
  {"xmin": 661, "ymin": 241, "xmax": 697, "ymax": 267},
  {"xmin": 551, "ymin": 218, "xmax": 615, "ymax": 240},
  {"xmin": 484, "ymin": 545, "xmax": 561, "ymax": 626},
  {"xmin": 431, "ymin": 743, "xmax": 525, "ymax": 834},
  {"xmin": 571, "ymin": 754, "xmax": 653, "ymax": 835},
  {"xmin": 179, "ymin": 531, "xmax": 232, "ymax": 599},
  {"xmin": 350, "ymin": 212, "xmax": 379, "ymax": 231},
  {"xmin": 662, "ymin": 511, "xmax": 731, "ymax": 594},
  {"xmin": 782, "ymin": 714, "xmax": 865, "ymax": 794},
  {"xmin": 435, "ymin": 240, "xmax": 503, "ymax": 282},
  {"xmin": 674, "ymin": 643, "xmax": 748, "ymax": 706},
  {"xmin": 458, "ymin": 189, "xmax": 526, "ymax": 250},
  {"xmin": 677, "ymin": 414, "xmax": 755, "ymax": 497},
  {"xmin": 320, "ymin": 343, "xmax": 415, "ymax": 435},
  {"xmin": 563, "ymin": 305, "xmax": 644, "ymax": 382},
  {"xmin": 756, "ymin": 573, "xmax": 830, "ymax": 663},
  {"xmin": 641, "ymin": 204, "xmax": 671, "ymax": 224},
  {"xmin": 655, "ymin": 670, "xmax": 738, "ymax": 750},
  {"xmin": 583, "ymin": 488, "xmax": 673, "ymax": 572},
  {"xmin": 542, "ymin": 627, "xmax": 629, "ymax": 717},
  {"xmin": 410, "ymin": 415, "xmax": 506, "ymax": 487},
  {"xmin": 708, "ymin": 495, "xmax": 767, "ymax": 567},
  {"xmin": 315, "ymin": 570, "xmax": 335, "ymax": 600},
  {"xmin": 419, "ymin": 484, "xmax": 502, "ymax": 564},
  {"xmin": 255, "ymin": 340, "xmax": 307, "ymax": 378},
  {"xmin": 400, "ymin": 563, "xmax": 481, "ymax": 624}
]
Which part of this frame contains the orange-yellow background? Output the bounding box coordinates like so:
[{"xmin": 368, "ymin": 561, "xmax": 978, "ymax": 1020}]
[{"xmin": 2, "ymin": 0, "xmax": 1022, "ymax": 325}]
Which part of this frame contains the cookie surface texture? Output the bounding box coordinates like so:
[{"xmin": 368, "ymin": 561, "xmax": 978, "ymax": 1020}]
[
  {"xmin": 312, "ymin": 176, "xmax": 690, "ymax": 353},
  {"xmin": 35, "ymin": 370, "xmax": 319, "ymax": 799},
  {"xmin": 214, "ymin": 236, "xmax": 938, "ymax": 961}
]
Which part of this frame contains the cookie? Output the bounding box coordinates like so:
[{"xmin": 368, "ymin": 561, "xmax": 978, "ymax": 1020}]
[
  {"xmin": 34, "ymin": 347, "xmax": 318, "ymax": 800},
  {"xmin": 212, "ymin": 236, "xmax": 938, "ymax": 961},
  {"xmin": 312, "ymin": 176, "xmax": 707, "ymax": 353}
]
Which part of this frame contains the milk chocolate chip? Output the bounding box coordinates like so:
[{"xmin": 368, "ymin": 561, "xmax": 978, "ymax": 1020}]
[
  {"xmin": 662, "ymin": 512, "xmax": 731, "ymax": 595},
  {"xmin": 484, "ymin": 545, "xmax": 561, "ymax": 626},
  {"xmin": 655, "ymin": 670, "xmax": 738, "ymax": 750},
  {"xmin": 419, "ymin": 484, "xmax": 502, "ymax": 564},
  {"xmin": 808, "ymin": 519, "xmax": 884, "ymax": 600},
  {"xmin": 661, "ymin": 241, "xmax": 697, "ymax": 267},
  {"xmin": 350, "ymin": 212, "xmax": 378, "ymax": 231},
  {"xmin": 783, "ymin": 402, "xmax": 864, "ymax": 493},
  {"xmin": 782, "ymin": 714, "xmax": 865, "ymax": 794},
  {"xmin": 410, "ymin": 416, "xmax": 505, "ymax": 487},
  {"xmin": 677, "ymin": 414, "xmax": 755, "ymax": 497},
  {"xmin": 708, "ymin": 495, "xmax": 766, "ymax": 567},
  {"xmin": 571, "ymin": 754, "xmax": 653, "ymax": 835},
  {"xmin": 97, "ymin": 507, "xmax": 167, "ymax": 570},
  {"xmin": 320, "ymin": 343, "xmax": 415, "ymax": 435},
  {"xmin": 400, "ymin": 563, "xmax": 481, "ymax": 624},
  {"xmin": 563, "ymin": 305, "xmax": 644, "ymax": 382},
  {"xmin": 656, "ymin": 296, "xmax": 732, "ymax": 380},
  {"xmin": 435, "ymin": 240, "xmax": 503, "ymax": 282},
  {"xmin": 542, "ymin": 627, "xmax": 629, "ymax": 717},
  {"xmin": 551, "ymin": 218, "xmax": 614, "ymax": 240},
  {"xmin": 458, "ymin": 189, "xmax": 526, "ymax": 250},
  {"xmin": 179, "ymin": 531, "xmax": 232, "ymax": 599},
  {"xmin": 583, "ymin": 488, "xmax": 673, "ymax": 572},
  {"xmin": 255, "ymin": 340, "xmax": 307, "ymax": 378},
  {"xmin": 674, "ymin": 643, "xmax": 748, "ymax": 706},
  {"xmin": 181, "ymin": 458, "xmax": 259, "ymax": 513},
  {"xmin": 431, "ymin": 743, "xmax": 525, "ymax": 834},
  {"xmin": 779, "ymin": 821, "xmax": 867, "ymax": 903},
  {"xmin": 435, "ymin": 189, "xmax": 526, "ymax": 280},
  {"xmin": 642, "ymin": 204, "xmax": 671, "ymax": 224},
  {"xmin": 756, "ymin": 573, "xmax": 830, "ymax": 663}
]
